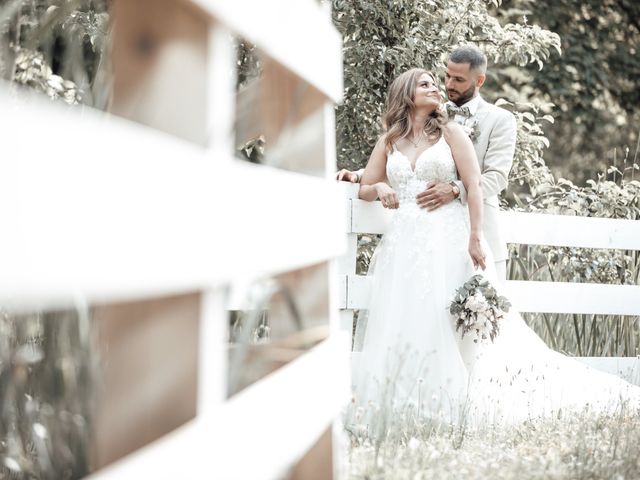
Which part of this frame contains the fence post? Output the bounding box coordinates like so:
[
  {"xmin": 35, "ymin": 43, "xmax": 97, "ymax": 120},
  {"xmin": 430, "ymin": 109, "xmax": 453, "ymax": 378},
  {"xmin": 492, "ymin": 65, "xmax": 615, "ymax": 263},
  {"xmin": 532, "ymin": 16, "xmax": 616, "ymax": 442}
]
[{"xmin": 336, "ymin": 182, "xmax": 359, "ymax": 342}]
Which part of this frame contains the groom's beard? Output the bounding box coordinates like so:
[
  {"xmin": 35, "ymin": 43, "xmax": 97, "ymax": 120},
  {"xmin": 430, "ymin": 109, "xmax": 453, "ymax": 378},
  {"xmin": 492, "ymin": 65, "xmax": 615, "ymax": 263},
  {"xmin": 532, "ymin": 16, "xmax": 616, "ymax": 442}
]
[{"xmin": 448, "ymin": 83, "xmax": 476, "ymax": 106}]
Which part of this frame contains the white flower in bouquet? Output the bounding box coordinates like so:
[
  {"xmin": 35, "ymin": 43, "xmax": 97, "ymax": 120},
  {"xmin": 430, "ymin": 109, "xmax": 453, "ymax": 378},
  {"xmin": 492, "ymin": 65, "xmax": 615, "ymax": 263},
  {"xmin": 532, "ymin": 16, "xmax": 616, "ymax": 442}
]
[
  {"xmin": 475, "ymin": 311, "xmax": 494, "ymax": 336},
  {"xmin": 475, "ymin": 311, "xmax": 488, "ymax": 326},
  {"xmin": 466, "ymin": 292, "xmax": 490, "ymax": 313}
]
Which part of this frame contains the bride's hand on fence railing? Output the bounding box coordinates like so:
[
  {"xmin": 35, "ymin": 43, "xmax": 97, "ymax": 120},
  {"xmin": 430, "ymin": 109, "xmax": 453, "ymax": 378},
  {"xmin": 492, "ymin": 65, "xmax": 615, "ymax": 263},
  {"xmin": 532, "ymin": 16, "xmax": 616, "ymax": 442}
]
[
  {"xmin": 336, "ymin": 168, "xmax": 360, "ymax": 183},
  {"xmin": 468, "ymin": 233, "xmax": 486, "ymax": 270},
  {"xmin": 375, "ymin": 183, "xmax": 399, "ymax": 209}
]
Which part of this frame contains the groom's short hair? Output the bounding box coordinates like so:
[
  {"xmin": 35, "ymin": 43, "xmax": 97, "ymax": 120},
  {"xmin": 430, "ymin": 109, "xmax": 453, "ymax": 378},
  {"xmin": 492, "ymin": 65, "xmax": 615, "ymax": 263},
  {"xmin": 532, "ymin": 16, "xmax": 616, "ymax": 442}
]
[{"xmin": 449, "ymin": 45, "xmax": 487, "ymax": 74}]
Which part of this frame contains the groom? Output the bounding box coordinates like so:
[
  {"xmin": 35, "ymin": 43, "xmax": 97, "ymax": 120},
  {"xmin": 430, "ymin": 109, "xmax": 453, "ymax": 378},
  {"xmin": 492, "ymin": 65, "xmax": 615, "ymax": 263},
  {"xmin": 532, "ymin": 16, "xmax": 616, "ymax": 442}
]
[{"xmin": 337, "ymin": 46, "xmax": 517, "ymax": 281}]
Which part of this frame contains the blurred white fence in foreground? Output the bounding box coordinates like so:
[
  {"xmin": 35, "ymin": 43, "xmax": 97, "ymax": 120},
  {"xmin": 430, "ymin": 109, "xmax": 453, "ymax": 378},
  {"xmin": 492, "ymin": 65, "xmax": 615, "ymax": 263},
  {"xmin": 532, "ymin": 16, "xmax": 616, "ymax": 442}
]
[{"xmin": 1, "ymin": 0, "xmax": 350, "ymax": 478}]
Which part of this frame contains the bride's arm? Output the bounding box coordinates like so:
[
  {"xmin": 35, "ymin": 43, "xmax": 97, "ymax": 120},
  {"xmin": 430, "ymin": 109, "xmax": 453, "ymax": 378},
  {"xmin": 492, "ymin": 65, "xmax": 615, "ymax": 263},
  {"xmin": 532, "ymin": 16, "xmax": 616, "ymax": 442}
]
[
  {"xmin": 444, "ymin": 123, "xmax": 486, "ymax": 270},
  {"xmin": 358, "ymin": 135, "xmax": 399, "ymax": 208}
]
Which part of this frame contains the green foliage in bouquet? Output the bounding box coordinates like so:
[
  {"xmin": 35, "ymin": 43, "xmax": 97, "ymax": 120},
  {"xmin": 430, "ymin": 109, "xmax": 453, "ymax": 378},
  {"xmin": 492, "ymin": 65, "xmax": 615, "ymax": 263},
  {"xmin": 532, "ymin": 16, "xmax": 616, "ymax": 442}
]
[{"xmin": 449, "ymin": 274, "xmax": 511, "ymax": 343}]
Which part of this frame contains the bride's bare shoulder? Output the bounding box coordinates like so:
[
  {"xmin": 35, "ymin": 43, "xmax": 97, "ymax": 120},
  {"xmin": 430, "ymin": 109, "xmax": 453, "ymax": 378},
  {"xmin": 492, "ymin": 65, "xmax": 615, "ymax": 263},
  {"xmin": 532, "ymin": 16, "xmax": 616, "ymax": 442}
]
[{"xmin": 372, "ymin": 133, "xmax": 391, "ymax": 155}]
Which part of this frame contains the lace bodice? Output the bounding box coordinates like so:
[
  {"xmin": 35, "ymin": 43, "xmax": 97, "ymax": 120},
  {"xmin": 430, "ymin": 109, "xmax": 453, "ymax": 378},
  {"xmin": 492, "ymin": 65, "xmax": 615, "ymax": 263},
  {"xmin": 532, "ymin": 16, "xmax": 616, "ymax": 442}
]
[
  {"xmin": 386, "ymin": 135, "xmax": 457, "ymax": 204},
  {"xmin": 375, "ymin": 133, "xmax": 467, "ymax": 291}
]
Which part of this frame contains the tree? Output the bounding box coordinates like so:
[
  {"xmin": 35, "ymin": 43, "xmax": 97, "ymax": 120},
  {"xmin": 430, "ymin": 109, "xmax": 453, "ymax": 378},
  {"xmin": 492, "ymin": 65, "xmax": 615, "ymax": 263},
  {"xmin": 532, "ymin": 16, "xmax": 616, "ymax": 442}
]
[
  {"xmin": 0, "ymin": 0, "xmax": 109, "ymax": 108},
  {"xmin": 493, "ymin": 0, "xmax": 640, "ymax": 184}
]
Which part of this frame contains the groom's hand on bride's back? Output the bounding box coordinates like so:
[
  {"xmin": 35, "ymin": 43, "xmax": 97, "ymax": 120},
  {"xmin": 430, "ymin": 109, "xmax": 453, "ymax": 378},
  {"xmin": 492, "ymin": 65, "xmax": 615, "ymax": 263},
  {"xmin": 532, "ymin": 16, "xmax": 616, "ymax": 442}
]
[{"xmin": 416, "ymin": 182, "xmax": 456, "ymax": 211}]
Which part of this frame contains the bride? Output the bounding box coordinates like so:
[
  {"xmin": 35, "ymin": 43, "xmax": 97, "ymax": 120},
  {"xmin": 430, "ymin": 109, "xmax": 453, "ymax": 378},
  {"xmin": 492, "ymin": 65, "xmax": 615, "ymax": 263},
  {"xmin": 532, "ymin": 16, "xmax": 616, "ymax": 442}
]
[{"xmin": 348, "ymin": 68, "xmax": 640, "ymax": 437}]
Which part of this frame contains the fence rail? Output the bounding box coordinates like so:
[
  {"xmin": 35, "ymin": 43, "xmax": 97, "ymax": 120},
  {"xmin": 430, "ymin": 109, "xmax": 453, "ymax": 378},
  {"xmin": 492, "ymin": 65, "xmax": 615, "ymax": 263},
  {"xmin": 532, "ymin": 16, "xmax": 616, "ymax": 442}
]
[
  {"xmin": 193, "ymin": 0, "xmax": 342, "ymax": 101},
  {"xmin": 0, "ymin": 91, "xmax": 345, "ymax": 311},
  {"xmin": 348, "ymin": 194, "xmax": 640, "ymax": 250},
  {"xmin": 338, "ymin": 275, "xmax": 640, "ymax": 315}
]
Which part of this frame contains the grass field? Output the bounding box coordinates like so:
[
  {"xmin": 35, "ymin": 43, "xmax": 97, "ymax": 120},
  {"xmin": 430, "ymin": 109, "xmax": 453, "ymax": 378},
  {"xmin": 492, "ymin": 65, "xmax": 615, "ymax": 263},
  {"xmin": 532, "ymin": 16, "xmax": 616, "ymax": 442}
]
[{"xmin": 341, "ymin": 405, "xmax": 640, "ymax": 479}]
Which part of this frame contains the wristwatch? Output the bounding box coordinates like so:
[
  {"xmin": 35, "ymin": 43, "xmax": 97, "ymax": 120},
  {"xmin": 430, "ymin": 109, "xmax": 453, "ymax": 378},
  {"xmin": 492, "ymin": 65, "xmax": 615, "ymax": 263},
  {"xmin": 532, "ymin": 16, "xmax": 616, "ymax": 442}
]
[{"xmin": 449, "ymin": 181, "xmax": 460, "ymax": 198}]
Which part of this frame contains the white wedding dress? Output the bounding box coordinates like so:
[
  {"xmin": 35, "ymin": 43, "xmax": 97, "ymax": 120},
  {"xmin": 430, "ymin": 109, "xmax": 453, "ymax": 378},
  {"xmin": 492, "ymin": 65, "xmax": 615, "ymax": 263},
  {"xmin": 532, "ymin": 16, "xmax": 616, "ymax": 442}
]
[{"xmin": 348, "ymin": 135, "xmax": 640, "ymax": 436}]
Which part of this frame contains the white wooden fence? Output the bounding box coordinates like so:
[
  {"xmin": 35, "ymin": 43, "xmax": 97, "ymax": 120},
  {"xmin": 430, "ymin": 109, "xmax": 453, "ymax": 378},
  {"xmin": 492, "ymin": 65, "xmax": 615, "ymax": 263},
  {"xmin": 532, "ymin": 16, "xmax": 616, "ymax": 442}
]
[
  {"xmin": 1, "ymin": 0, "xmax": 351, "ymax": 478},
  {"xmin": 337, "ymin": 183, "xmax": 640, "ymax": 385}
]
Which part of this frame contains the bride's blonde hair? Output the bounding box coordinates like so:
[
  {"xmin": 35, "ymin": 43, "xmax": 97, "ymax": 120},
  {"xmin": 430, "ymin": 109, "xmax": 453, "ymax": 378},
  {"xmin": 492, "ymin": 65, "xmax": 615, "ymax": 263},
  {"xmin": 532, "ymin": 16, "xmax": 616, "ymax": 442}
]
[{"xmin": 383, "ymin": 68, "xmax": 447, "ymax": 153}]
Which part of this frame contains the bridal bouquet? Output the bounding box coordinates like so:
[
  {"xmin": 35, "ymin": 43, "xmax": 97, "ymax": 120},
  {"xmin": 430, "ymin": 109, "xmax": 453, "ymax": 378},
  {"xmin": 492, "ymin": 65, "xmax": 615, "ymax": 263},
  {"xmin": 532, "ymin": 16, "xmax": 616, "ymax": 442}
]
[{"xmin": 448, "ymin": 274, "xmax": 511, "ymax": 343}]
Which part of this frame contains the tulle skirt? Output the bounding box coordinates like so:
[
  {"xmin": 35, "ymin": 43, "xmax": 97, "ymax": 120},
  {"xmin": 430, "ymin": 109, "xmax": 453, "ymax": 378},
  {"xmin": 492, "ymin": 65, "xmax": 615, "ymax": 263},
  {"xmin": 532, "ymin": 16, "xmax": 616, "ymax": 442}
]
[{"xmin": 347, "ymin": 201, "xmax": 640, "ymax": 436}]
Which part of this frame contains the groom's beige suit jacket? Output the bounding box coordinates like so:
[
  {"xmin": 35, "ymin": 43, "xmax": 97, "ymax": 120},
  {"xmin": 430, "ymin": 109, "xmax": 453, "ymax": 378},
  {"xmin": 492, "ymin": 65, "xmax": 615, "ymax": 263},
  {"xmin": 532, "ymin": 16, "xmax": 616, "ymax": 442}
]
[{"xmin": 450, "ymin": 96, "xmax": 517, "ymax": 263}]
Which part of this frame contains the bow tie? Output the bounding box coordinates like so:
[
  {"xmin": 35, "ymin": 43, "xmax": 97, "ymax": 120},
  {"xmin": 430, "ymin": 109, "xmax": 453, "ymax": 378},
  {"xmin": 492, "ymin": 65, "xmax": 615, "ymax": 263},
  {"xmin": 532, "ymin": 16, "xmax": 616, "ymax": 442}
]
[{"xmin": 446, "ymin": 104, "xmax": 471, "ymax": 118}]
